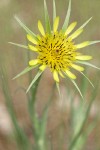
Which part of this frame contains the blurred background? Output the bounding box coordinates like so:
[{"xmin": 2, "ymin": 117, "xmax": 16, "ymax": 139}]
[{"xmin": 0, "ymin": 0, "xmax": 100, "ymax": 149}]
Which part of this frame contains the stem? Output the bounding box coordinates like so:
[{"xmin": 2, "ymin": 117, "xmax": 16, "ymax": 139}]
[
  {"xmin": 28, "ymin": 75, "xmax": 42, "ymax": 138},
  {"xmin": 26, "ymin": 43, "xmax": 42, "ymax": 137},
  {"xmin": 37, "ymin": 139, "xmax": 45, "ymax": 150}
]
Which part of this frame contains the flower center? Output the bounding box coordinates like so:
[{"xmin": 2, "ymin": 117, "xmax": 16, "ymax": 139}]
[{"xmin": 36, "ymin": 31, "xmax": 76, "ymax": 71}]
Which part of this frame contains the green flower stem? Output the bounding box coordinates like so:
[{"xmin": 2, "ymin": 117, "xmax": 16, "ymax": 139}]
[
  {"xmin": 26, "ymin": 40, "xmax": 43, "ymax": 142},
  {"xmin": 28, "ymin": 75, "xmax": 42, "ymax": 136},
  {"xmin": 25, "ymin": 46, "xmax": 41, "ymax": 141},
  {"xmin": 34, "ymin": 83, "xmax": 55, "ymax": 150},
  {"xmin": 37, "ymin": 140, "xmax": 45, "ymax": 150}
]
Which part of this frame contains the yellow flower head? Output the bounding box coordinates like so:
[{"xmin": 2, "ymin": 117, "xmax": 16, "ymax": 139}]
[{"xmin": 11, "ymin": 0, "xmax": 100, "ymax": 96}]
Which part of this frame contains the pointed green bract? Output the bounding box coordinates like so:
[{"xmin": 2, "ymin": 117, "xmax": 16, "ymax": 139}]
[
  {"xmin": 89, "ymin": 40, "xmax": 100, "ymax": 45},
  {"xmin": 62, "ymin": 0, "xmax": 71, "ymax": 32},
  {"xmin": 15, "ymin": 16, "xmax": 37, "ymax": 40},
  {"xmin": 72, "ymin": 17, "xmax": 92, "ymax": 38},
  {"xmin": 77, "ymin": 61, "xmax": 100, "ymax": 70},
  {"xmin": 9, "ymin": 42, "xmax": 28, "ymax": 49},
  {"xmin": 26, "ymin": 71, "xmax": 42, "ymax": 93},
  {"xmin": 79, "ymin": 17, "xmax": 92, "ymax": 29},
  {"xmin": 76, "ymin": 40, "xmax": 100, "ymax": 49},
  {"xmin": 80, "ymin": 72, "xmax": 94, "ymax": 88},
  {"xmin": 13, "ymin": 66, "xmax": 36, "ymax": 80},
  {"xmin": 56, "ymin": 82, "xmax": 61, "ymax": 97},
  {"xmin": 44, "ymin": 0, "xmax": 51, "ymax": 34},
  {"xmin": 71, "ymin": 79, "xmax": 84, "ymax": 100},
  {"xmin": 53, "ymin": 0, "xmax": 56, "ymax": 23}
]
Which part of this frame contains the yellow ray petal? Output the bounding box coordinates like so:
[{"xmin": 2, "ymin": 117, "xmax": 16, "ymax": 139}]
[
  {"xmin": 71, "ymin": 64, "xmax": 84, "ymax": 71},
  {"xmin": 28, "ymin": 44, "xmax": 38, "ymax": 51},
  {"xmin": 38, "ymin": 20, "xmax": 45, "ymax": 36},
  {"xmin": 29, "ymin": 59, "xmax": 39, "ymax": 66},
  {"xmin": 39, "ymin": 64, "xmax": 47, "ymax": 71},
  {"xmin": 65, "ymin": 70, "xmax": 76, "ymax": 79},
  {"xmin": 53, "ymin": 70, "xmax": 59, "ymax": 82},
  {"xmin": 65, "ymin": 22, "xmax": 77, "ymax": 35},
  {"xmin": 69, "ymin": 29, "xmax": 83, "ymax": 40},
  {"xmin": 53, "ymin": 17, "xmax": 59, "ymax": 32},
  {"xmin": 37, "ymin": 34, "xmax": 42, "ymax": 41},
  {"xmin": 75, "ymin": 41, "xmax": 90, "ymax": 49},
  {"xmin": 76, "ymin": 55, "xmax": 92, "ymax": 60},
  {"xmin": 27, "ymin": 34, "xmax": 38, "ymax": 45}
]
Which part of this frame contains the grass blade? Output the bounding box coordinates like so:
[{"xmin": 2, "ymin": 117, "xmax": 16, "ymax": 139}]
[
  {"xmin": 69, "ymin": 83, "xmax": 99, "ymax": 150},
  {"xmin": 0, "ymin": 64, "xmax": 31, "ymax": 150}
]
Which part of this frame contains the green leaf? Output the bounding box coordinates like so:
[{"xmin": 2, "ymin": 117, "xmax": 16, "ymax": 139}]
[
  {"xmin": 69, "ymin": 84, "xmax": 99, "ymax": 150},
  {"xmin": 73, "ymin": 118, "xmax": 98, "ymax": 150},
  {"xmin": 26, "ymin": 71, "xmax": 42, "ymax": 93},
  {"xmin": 13, "ymin": 66, "xmax": 36, "ymax": 80},
  {"xmin": 53, "ymin": 0, "xmax": 56, "ymax": 23},
  {"xmin": 62, "ymin": 0, "xmax": 71, "ymax": 32},
  {"xmin": 77, "ymin": 61, "xmax": 100, "ymax": 70},
  {"xmin": 80, "ymin": 72, "xmax": 94, "ymax": 88},
  {"xmin": 44, "ymin": 0, "xmax": 51, "ymax": 34},
  {"xmin": 15, "ymin": 16, "xmax": 37, "ymax": 40},
  {"xmin": 79, "ymin": 17, "xmax": 92, "ymax": 29},
  {"xmin": 8, "ymin": 42, "xmax": 28, "ymax": 49},
  {"xmin": 71, "ymin": 79, "xmax": 84, "ymax": 100},
  {"xmin": 0, "ymin": 64, "xmax": 31, "ymax": 150}
]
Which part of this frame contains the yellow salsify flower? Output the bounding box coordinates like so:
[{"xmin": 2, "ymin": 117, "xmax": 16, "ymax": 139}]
[
  {"xmin": 28, "ymin": 20, "xmax": 90, "ymax": 82},
  {"xmin": 10, "ymin": 0, "xmax": 100, "ymax": 97}
]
